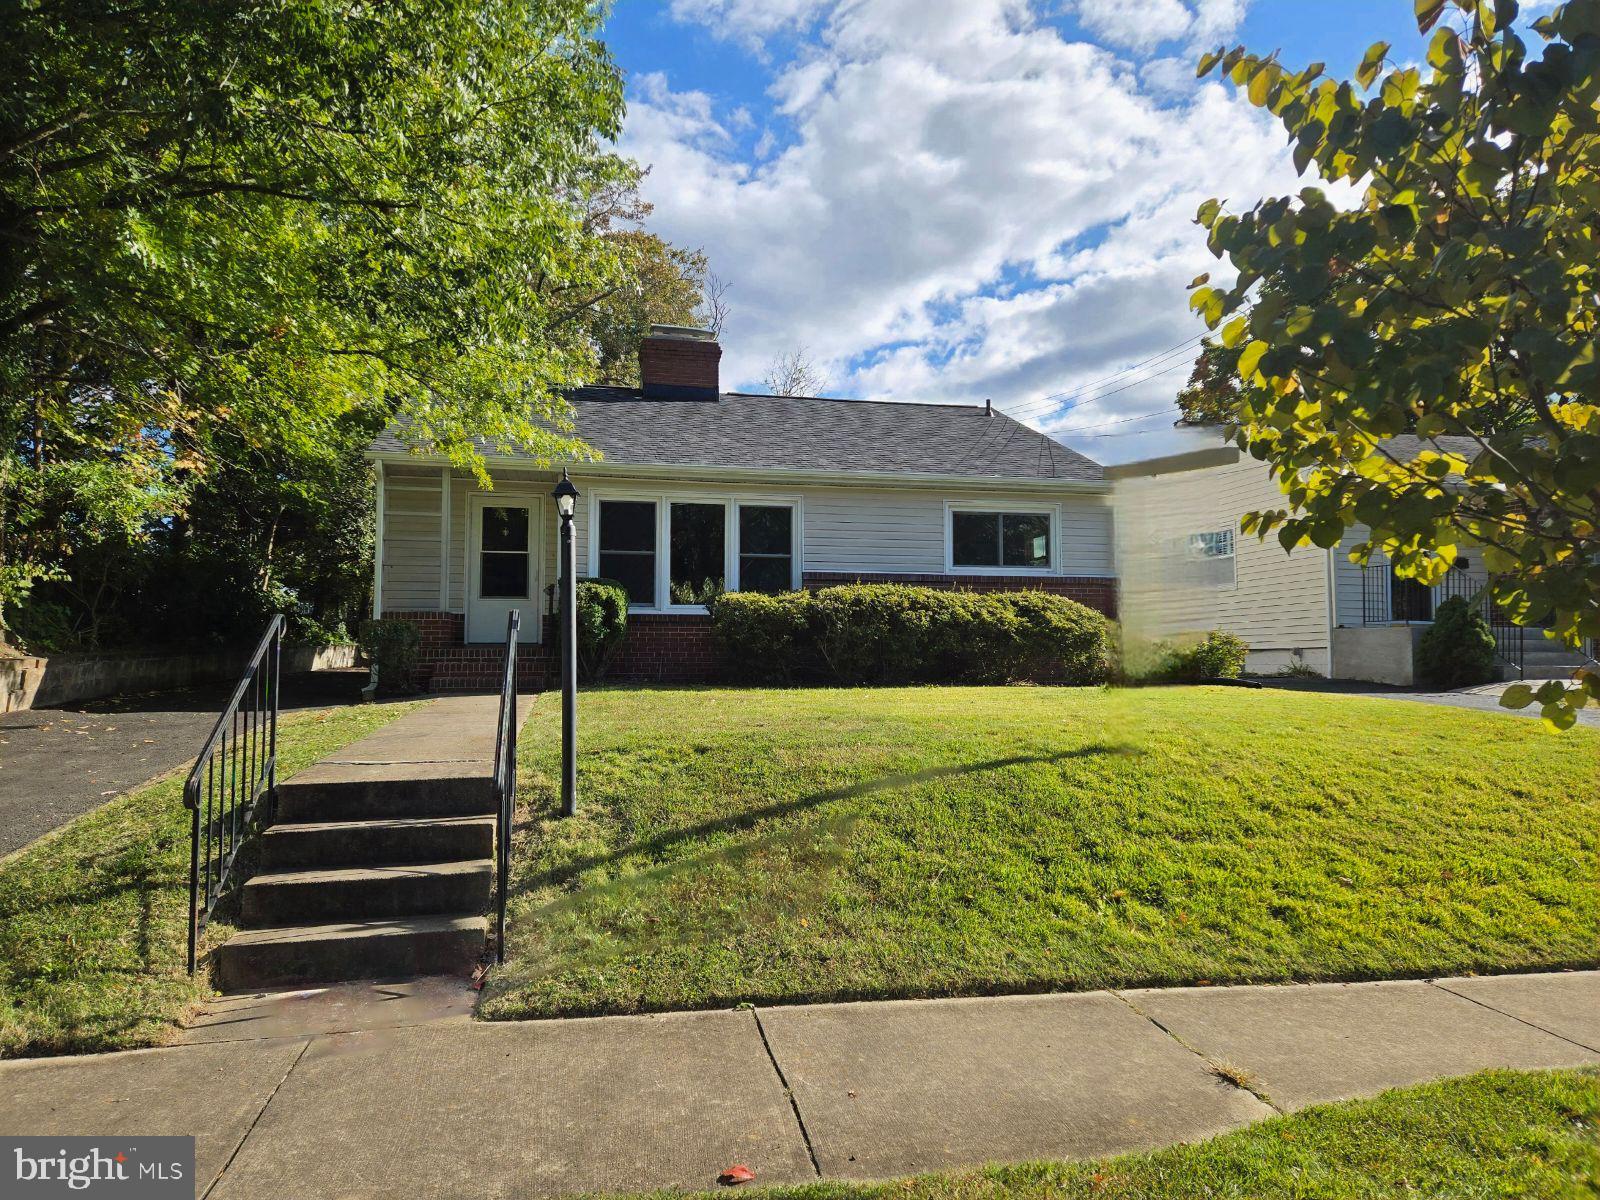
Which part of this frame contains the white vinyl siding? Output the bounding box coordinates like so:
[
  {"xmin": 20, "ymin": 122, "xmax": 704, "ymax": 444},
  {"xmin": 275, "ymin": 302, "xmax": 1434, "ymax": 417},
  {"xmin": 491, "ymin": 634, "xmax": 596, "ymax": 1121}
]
[
  {"xmin": 379, "ymin": 466, "xmax": 1116, "ymax": 618},
  {"xmin": 1113, "ymin": 455, "xmax": 1330, "ymax": 671},
  {"xmin": 378, "ymin": 468, "xmax": 444, "ymax": 610}
]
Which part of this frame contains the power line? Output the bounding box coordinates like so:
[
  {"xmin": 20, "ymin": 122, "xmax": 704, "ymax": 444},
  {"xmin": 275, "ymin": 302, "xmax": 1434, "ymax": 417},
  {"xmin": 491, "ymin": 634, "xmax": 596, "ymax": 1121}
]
[
  {"xmin": 996, "ymin": 339, "xmax": 1205, "ymax": 423},
  {"xmin": 1049, "ymin": 405, "xmax": 1181, "ymax": 435}
]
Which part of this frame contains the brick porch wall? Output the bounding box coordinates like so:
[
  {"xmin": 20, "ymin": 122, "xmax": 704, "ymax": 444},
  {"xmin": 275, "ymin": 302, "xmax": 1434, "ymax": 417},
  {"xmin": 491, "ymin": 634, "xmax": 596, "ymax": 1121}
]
[
  {"xmin": 801, "ymin": 573, "xmax": 1118, "ymax": 618},
  {"xmin": 381, "ymin": 609, "xmax": 716, "ymax": 689}
]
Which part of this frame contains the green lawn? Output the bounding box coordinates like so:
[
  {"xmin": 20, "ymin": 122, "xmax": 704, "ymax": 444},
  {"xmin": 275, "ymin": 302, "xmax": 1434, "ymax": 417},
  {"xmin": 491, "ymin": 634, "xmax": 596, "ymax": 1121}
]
[
  {"xmin": 615, "ymin": 1069, "xmax": 1600, "ymax": 1200},
  {"xmin": 0, "ymin": 699, "xmax": 421, "ymax": 1058},
  {"xmin": 483, "ymin": 686, "xmax": 1599, "ymax": 1020}
]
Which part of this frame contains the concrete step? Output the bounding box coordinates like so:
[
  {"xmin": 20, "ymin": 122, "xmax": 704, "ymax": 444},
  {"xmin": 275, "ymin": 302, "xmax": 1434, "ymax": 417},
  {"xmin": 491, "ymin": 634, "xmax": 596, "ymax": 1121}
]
[
  {"xmin": 241, "ymin": 859, "xmax": 494, "ymax": 925},
  {"xmin": 214, "ymin": 914, "xmax": 488, "ymax": 991},
  {"xmin": 275, "ymin": 772, "xmax": 497, "ymax": 822},
  {"xmin": 258, "ymin": 816, "xmax": 496, "ymax": 871}
]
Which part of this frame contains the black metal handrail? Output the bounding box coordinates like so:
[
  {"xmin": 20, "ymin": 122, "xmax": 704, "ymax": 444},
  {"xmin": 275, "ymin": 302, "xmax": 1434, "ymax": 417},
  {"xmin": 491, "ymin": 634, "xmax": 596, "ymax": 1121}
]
[
  {"xmin": 1359, "ymin": 562, "xmax": 1526, "ymax": 675},
  {"xmin": 184, "ymin": 615, "xmax": 284, "ymax": 975},
  {"xmin": 493, "ymin": 610, "xmax": 520, "ymax": 963}
]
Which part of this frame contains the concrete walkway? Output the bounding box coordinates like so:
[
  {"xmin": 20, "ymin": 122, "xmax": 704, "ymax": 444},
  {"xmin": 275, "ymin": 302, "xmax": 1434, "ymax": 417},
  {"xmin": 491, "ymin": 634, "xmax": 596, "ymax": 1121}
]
[
  {"xmin": 2, "ymin": 970, "xmax": 1595, "ymax": 1198},
  {"xmin": 1257, "ymin": 676, "xmax": 1600, "ymax": 727}
]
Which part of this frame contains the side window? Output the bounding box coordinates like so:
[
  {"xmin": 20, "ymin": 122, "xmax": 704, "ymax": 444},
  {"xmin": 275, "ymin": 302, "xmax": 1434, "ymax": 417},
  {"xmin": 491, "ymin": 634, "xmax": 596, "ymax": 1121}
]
[
  {"xmin": 1183, "ymin": 528, "xmax": 1236, "ymax": 588},
  {"xmin": 951, "ymin": 510, "xmax": 1051, "ymax": 569}
]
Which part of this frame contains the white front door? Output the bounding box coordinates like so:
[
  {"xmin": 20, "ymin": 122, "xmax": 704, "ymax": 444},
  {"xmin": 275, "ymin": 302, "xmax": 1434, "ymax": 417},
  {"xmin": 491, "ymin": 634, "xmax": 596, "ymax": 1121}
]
[{"xmin": 466, "ymin": 495, "xmax": 541, "ymax": 643}]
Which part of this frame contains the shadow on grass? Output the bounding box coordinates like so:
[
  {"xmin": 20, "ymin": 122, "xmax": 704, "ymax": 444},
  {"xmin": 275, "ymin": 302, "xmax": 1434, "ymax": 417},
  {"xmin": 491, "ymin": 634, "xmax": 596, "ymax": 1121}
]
[{"xmin": 515, "ymin": 743, "xmax": 1140, "ymax": 896}]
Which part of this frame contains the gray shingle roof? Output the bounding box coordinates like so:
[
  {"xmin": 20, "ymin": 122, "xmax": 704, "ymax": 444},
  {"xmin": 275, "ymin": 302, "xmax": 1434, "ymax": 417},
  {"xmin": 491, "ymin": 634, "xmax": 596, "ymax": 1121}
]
[{"xmin": 370, "ymin": 387, "xmax": 1105, "ymax": 483}]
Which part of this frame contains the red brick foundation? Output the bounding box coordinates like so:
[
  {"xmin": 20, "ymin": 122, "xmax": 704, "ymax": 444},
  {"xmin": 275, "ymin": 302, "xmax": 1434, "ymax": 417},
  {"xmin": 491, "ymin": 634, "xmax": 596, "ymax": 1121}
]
[
  {"xmin": 382, "ymin": 610, "xmax": 717, "ymax": 689},
  {"xmin": 801, "ymin": 573, "xmax": 1117, "ymax": 617}
]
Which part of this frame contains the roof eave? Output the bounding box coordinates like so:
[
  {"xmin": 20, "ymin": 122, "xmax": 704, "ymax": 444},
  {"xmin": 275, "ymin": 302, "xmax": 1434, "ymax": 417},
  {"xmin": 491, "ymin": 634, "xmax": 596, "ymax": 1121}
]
[{"xmin": 364, "ymin": 448, "xmax": 1109, "ymax": 493}]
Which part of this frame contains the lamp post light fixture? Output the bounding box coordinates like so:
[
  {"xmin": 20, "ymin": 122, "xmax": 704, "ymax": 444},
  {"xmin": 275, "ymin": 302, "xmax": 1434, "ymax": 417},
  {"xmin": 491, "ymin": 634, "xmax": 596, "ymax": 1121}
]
[{"xmin": 552, "ymin": 470, "xmax": 580, "ymax": 817}]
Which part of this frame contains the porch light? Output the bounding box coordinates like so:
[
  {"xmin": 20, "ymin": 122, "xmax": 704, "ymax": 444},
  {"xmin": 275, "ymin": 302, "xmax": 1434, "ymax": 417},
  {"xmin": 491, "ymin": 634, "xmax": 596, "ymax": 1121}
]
[
  {"xmin": 552, "ymin": 470, "xmax": 579, "ymax": 519},
  {"xmin": 551, "ymin": 470, "xmax": 579, "ymax": 817}
]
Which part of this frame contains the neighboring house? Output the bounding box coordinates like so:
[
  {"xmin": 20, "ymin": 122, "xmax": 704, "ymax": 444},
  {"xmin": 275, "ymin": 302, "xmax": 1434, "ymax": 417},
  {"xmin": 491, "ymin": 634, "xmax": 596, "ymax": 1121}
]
[
  {"xmin": 1109, "ymin": 433, "xmax": 1590, "ymax": 683},
  {"xmin": 366, "ymin": 326, "xmax": 1117, "ymax": 688}
]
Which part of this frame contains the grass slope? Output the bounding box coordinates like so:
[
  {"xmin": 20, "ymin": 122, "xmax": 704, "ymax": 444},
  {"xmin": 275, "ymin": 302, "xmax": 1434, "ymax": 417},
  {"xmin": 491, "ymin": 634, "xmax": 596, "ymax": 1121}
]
[
  {"xmin": 0, "ymin": 700, "xmax": 421, "ymax": 1058},
  {"xmin": 484, "ymin": 686, "xmax": 1599, "ymax": 1020},
  {"xmin": 617, "ymin": 1069, "xmax": 1600, "ymax": 1200}
]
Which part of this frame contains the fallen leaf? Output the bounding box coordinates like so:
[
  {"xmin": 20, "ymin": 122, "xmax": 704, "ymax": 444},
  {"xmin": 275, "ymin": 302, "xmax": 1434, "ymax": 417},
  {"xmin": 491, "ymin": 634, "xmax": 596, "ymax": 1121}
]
[{"xmin": 718, "ymin": 1165, "xmax": 756, "ymax": 1186}]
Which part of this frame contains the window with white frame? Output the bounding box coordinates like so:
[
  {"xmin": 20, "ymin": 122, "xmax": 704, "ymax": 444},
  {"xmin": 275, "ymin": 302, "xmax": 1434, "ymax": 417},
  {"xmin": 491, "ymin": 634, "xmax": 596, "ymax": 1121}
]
[
  {"xmin": 597, "ymin": 500, "xmax": 657, "ymax": 606},
  {"xmin": 669, "ymin": 502, "xmax": 727, "ymax": 606},
  {"xmin": 1180, "ymin": 527, "xmax": 1236, "ymax": 588},
  {"xmin": 737, "ymin": 505, "xmax": 795, "ymax": 594},
  {"xmin": 595, "ymin": 494, "xmax": 797, "ymax": 609},
  {"xmin": 949, "ymin": 508, "xmax": 1052, "ymax": 571}
]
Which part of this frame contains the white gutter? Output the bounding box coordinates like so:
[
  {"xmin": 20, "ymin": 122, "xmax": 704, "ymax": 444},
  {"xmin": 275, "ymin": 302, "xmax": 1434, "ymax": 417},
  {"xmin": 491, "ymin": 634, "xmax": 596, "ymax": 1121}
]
[{"xmin": 362, "ymin": 450, "xmax": 1112, "ymax": 495}]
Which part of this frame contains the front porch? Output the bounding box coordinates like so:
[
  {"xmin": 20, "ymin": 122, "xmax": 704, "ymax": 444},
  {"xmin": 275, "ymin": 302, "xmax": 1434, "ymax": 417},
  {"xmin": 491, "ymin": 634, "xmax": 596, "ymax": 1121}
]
[{"xmin": 1336, "ymin": 561, "xmax": 1593, "ymax": 684}]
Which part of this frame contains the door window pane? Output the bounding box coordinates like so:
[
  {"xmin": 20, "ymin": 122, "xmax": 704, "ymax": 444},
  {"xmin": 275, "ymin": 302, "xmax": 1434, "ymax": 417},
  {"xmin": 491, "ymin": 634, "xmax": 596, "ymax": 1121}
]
[
  {"xmin": 479, "ymin": 506, "xmax": 530, "ymax": 598},
  {"xmin": 1001, "ymin": 513, "xmax": 1050, "ymax": 568},
  {"xmin": 480, "ymin": 554, "xmax": 529, "ymax": 598},
  {"xmin": 737, "ymin": 506, "xmax": 793, "ymax": 594},
  {"xmin": 481, "ymin": 506, "xmax": 528, "ymax": 553},
  {"xmin": 598, "ymin": 500, "xmax": 657, "ymax": 606},
  {"xmin": 952, "ymin": 512, "xmax": 1001, "ymax": 567}
]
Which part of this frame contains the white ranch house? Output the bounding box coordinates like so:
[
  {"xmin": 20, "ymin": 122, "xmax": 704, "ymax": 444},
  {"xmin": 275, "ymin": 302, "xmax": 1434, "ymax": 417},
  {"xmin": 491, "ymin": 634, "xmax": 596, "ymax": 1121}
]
[{"xmin": 367, "ymin": 326, "xmax": 1581, "ymax": 688}]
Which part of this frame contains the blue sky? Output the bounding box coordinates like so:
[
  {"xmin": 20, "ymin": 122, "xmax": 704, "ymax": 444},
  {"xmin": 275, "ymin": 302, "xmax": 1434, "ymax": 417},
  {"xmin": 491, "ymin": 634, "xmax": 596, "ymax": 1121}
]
[{"xmin": 595, "ymin": 2, "xmax": 1484, "ymax": 463}]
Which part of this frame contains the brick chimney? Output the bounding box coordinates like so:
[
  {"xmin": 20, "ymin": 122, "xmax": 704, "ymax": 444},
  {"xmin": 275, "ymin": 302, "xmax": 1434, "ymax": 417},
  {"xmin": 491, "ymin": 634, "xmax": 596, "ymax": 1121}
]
[{"xmin": 639, "ymin": 324, "xmax": 721, "ymax": 400}]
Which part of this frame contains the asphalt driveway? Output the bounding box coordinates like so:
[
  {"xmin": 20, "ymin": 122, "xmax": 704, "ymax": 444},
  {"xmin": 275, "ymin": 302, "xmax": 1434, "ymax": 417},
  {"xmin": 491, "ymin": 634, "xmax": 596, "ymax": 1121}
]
[{"xmin": 0, "ymin": 670, "xmax": 368, "ymax": 858}]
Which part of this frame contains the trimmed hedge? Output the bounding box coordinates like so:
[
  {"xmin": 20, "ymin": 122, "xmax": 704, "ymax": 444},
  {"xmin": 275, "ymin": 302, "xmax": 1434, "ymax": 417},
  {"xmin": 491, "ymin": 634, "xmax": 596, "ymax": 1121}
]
[{"xmin": 711, "ymin": 583, "xmax": 1111, "ymax": 685}]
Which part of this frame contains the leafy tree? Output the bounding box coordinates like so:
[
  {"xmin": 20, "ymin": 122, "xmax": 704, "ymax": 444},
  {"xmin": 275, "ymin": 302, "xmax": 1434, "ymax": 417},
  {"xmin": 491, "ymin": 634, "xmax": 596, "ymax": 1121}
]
[
  {"xmin": 1190, "ymin": 0, "xmax": 1600, "ymax": 728},
  {"xmin": 2, "ymin": 0, "xmax": 629, "ymax": 645},
  {"xmin": 1176, "ymin": 338, "xmax": 1244, "ymax": 426},
  {"xmin": 579, "ymin": 168, "xmax": 722, "ymax": 387}
]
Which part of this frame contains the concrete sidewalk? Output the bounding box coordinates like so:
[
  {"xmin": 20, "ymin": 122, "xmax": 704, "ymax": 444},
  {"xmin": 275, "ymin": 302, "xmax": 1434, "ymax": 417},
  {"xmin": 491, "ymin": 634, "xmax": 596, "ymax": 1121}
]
[{"xmin": 2, "ymin": 970, "xmax": 1595, "ymax": 1198}]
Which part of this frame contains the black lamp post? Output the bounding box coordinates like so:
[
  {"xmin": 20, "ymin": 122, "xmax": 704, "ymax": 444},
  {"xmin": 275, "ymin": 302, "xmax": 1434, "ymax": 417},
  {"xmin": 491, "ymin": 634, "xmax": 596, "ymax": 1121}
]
[{"xmin": 552, "ymin": 470, "xmax": 580, "ymax": 817}]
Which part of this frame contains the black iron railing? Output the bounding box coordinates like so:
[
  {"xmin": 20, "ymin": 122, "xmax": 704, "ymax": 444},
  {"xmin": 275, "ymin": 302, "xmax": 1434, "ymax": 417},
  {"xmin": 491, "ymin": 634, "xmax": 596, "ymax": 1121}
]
[
  {"xmin": 1359, "ymin": 562, "xmax": 1527, "ymax": 675},
  {"xmin": 185, "ymin": 615, "xmax": 283, "ymax": 975},
  {"xmin": 493, "ymin": 610, "xmax": 520, "ymax": 963}
]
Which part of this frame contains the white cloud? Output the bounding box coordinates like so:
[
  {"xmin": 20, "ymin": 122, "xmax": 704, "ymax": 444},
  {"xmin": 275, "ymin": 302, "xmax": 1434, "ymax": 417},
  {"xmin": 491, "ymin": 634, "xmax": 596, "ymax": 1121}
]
[
  {"xmin": 623, "ymin": 0, "xmax": 1305, "ymax": 464},
  {"xmin": 668, "ymin": 0, "xmax": 831, "ymax": 48},
  {"xmin": 1069, "ymin": 0, "xmax": 1246, "ymax": 54},
  {"xmin": 1073, "ymin": 0, "xmax": 1195, "ymax": 52}
]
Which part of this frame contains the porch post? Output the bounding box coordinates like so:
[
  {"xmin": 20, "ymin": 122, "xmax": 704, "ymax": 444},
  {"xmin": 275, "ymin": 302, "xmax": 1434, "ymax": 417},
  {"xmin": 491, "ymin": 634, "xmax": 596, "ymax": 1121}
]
[
  {"xmin": 372, "ymin": 460, "xmax": 386, "ymax": 619},
  {"xmin": 438, "ymin": 466, "xmax": 451, "ymax": 612}
]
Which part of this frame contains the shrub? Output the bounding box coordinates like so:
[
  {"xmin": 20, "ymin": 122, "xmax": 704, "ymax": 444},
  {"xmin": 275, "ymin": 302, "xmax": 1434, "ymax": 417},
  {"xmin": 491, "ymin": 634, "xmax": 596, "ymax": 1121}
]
[
  {"xmin": 710, "ymin": 583, "xmax": 1111, "ymax": 686},
  {"xmin": 575, "ymin": 578, "xmax": 629, "ymax": 682},
  {"xmin": 708, "ymin": 590, "xmax": 814, "ymax": 683},
  {"xmin": 358, "ymin": 618, "xmax": 420, "ymax": 694},
  {"xmin": 1158, "ymin": 630, "xmax": 1254, "ymax": 684},
  {"xmin": 1416, "ymin": 597, "xmax": 1498, "ymax": 688}
]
